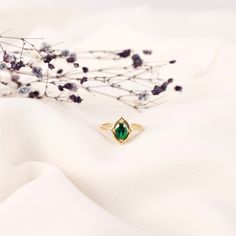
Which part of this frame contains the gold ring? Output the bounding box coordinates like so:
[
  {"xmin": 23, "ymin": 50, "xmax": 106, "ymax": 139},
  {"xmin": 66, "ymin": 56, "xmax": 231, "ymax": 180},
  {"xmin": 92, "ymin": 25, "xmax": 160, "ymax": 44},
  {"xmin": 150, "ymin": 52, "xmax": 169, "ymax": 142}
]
[{"xmin": 100, "ymin": 117, "xmax": 143, "ymax": 144}]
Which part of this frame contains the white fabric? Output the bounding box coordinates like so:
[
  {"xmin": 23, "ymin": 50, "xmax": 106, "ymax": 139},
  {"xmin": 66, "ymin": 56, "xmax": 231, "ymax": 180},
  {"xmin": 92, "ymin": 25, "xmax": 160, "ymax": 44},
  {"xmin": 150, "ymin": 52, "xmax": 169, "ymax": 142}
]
[{"xmin": 0, "ymin": 6, "xmax": 236, "ymax": 236}]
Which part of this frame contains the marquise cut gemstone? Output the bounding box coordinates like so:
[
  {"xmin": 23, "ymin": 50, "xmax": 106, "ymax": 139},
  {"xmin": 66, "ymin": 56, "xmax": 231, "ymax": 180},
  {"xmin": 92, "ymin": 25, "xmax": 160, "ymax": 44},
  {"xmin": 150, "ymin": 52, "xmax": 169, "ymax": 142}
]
[{"xmin": 115, "ymin": 123, "xmax": 128, "ymax": 141}]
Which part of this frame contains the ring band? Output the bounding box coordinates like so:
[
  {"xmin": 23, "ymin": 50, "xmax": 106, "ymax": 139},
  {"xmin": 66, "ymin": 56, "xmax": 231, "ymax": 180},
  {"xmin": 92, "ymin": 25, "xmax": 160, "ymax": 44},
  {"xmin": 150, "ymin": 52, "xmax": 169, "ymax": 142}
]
[{"xmin": 100, "ymin": 117, "xmax": 143, "ymax": 144}]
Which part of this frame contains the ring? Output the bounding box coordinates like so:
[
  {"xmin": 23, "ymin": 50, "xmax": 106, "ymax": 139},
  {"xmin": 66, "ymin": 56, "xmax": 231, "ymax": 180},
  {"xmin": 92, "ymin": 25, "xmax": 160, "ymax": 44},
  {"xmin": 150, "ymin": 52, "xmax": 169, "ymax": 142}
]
[{"xmin": 100, "ymin": 117, "xmax": 143, "ymax": 144}]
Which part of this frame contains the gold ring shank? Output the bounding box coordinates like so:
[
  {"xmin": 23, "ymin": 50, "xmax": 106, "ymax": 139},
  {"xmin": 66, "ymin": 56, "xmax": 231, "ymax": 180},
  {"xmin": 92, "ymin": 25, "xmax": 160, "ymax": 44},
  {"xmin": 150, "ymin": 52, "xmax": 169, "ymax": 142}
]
[
  {"xmin": 100, "ymin": 123, "xmax": 113, "ymax": 130},
  {"xmin": 100, "ymin": 122, "xmax": 142, "ymax": 131}
]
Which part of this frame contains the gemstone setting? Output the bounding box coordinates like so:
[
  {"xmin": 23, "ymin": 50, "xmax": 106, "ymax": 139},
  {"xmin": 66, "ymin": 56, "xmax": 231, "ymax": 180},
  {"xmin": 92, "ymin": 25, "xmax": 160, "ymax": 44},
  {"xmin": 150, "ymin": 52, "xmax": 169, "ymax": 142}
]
[{"xmin": 112, "ymin": 117, "xmax": 131, "ymax": 143}]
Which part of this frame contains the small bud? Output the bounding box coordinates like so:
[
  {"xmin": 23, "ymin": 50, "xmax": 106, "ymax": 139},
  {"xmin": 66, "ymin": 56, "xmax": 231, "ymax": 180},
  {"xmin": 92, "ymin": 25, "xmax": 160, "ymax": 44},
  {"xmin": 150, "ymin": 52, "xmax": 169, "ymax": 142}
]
[
  {"xmin": 117, "ymin": 49, "xmax": 131, "ymax": 58},
  {"xmin": 73, "ymin": 63, "xmax": 79, "ymax": 68},
  {"xmin": 48, "ymin": 63, "xmax": 55, "ymax": 70},
  {"xmin": 18, "ymin": 86, "xmax": 31, "ymax": 94},
  {"xmin": 58, "ymin": 85, "xmax": 64, "ymax": 91},
  {"xmin": 63, "ymin": 83, "xmax": 74, "ymax": 90},
  {"xmin": 44, "ymin": 54, "xmax": 53, "ymax": 63},
  {"xmin": 69, "ymin": 94, "xmax": 82, "ymax": 103},
  {"xmin": 12, "ymin": 61, "xmax": 24, "ymax": 70},
  {"xmin": 143, "ymin": 50, "xmax": 152, "ymax": 55},
  {"xmin": 82, "ymin": 67, "xmax": 89, "ymax": 73},
  {"xmin": 132, "ymin": 54, "xmax": 143, "ymax": 68},
  {"xmin": 57, "ymin": 69, "xmax": 63, "ymax": 74},
  {"xmin": 80, "ymin": 76, "xmax": 87, "ymax": 84},
  {"xmin": 28, "ymin": 91, "xmax": 40, "ymax": 98},
  {"xmin": 32, "ymin": 67, "xmax": 43, "ymax": 79},
  {"xmin": 174, "ymin": 85, "xmax": 182, "ymax": 92},
  {"xmin": 66, "ymin": 53, "xmax": 77, "ymax": 63}
]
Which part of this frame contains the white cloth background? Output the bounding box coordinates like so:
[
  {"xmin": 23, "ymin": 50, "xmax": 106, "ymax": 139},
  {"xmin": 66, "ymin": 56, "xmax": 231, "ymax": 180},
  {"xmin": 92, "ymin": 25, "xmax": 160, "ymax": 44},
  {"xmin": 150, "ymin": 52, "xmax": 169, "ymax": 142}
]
[{"xmin": 0, "ymin": 5, "xmax": 236, "ymax": 236}]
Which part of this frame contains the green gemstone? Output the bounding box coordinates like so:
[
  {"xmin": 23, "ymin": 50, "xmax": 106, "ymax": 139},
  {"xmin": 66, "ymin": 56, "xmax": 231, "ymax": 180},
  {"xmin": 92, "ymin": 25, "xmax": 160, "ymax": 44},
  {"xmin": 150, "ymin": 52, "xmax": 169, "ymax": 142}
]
[{"xmin": 115, "ymin": 123, "xmax": 128, "ymax": 141}]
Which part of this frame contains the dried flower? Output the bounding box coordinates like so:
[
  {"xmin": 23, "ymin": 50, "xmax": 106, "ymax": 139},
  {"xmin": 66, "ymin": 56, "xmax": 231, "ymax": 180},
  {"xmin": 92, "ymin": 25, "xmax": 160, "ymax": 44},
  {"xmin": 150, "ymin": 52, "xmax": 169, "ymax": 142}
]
[
  {"xmin": 69, "ymin": 94, "xmax": 82, "ymax": 103},
  {"xmin": 73, "ymin": 63, "xmax": 79, "ymax": 68},
  {"xmin": 66, "ymin": 53, "xmax": 77, "ymax": 63},
  {"xmin": 63, "ymin": 83, "xmax": 77, "ymax": 91},
  {"xmin": 0, "ymin": 34, "xmax": 182, "ymax": 110},
  {"xmin": 174, "ymin": 85, "xmax": 182, "ymax": 92},
  {"xmin": 48, "ymin": 63, "xmax": 55, "ymax": 70},
  {"xmin": 132, "ymin": 54, "xmax": 143, "ymax": 68},
  {"xmin": 18, "ymin": 86, "xmax": 31, "ymax": 94},
  {"xmin": 12, "ymin": 61, "xmax": 24, "ymax": 70},
  {"xmin": 117, "ymin": 49, "xmax": 131, "ymax": 58},
  {"xmin": 58, "ymin": 85, "xmax": 64, "ymax": 91},
  {"xmin": 143, "ymin": 50, "xmax": 152, "ymax": 55},
  {"xmin": 82, "ymin": 67, "xmax": 89, "ymax": 73},
  {"xmin": 151, "ymin": 85, "xmax": 163, "ymax": 95},
  {"xmin": 32, "ymin": 67, "xmax": 43, "ymax": 79},
  {"xmin": 28, "ymin": 90, "xmax": 40, "ymax": 98},
  {"xmin": 152, "ymin": 79, "xmax": 172, "ymax": 95},
  {"xmin": 80, "ymin": 76, "xmax": 87, "ymax": 84},
  {"xmin": 44, "ymin": 54, "xmax": 53, "ymax": 63},
  {"xmin": 57, "ymin": 69, "xmax": 63, "ymax": 74}
]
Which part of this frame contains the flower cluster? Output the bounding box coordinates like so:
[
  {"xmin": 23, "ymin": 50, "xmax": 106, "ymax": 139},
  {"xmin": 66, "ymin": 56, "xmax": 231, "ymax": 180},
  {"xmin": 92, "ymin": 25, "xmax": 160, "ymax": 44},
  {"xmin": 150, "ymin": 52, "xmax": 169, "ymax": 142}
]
[{"xmin": 0, "ymin": 34, "xmax": 182, "ymax": 110}]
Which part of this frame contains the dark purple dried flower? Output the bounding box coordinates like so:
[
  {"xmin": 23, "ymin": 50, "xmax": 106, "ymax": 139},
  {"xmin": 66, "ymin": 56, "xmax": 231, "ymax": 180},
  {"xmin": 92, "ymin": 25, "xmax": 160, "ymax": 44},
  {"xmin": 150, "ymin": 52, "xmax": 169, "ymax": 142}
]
[
  {"xmin": 63, "ymin": 83, "xmax": 74, "ymax": 90},
  {"xmin": 57, "ymin": 84, "xmax": 64, "ymax": 91},
  {"xmin": 48, "ymin": 63, "xmax": 55, "ymax": 70},
  {"xmin": 143, "ymin": 50, "xmax": 152, "ymax": 55},
  {"xmin": 57, "ymin": 69, "xmax": 63, "ymax": 74},
  {"xmin": 66, "ymin": 53, "xmax": 77, "ymax": 63},
  {"xmin": 69, "ymin": 94, "xmax": 82, "ymax": 103},
  {"xmin": 160, "ymin": 81, "xmax": 168, "ymax": 90},
  {"xmin": 12, "ymin": 61, "xmax": 24, "ymax": 70},
  {"xmin": 151, "ymin": 85, "xmax": 163, "ymax": 95},
  {"xmin": 132, "ymin": 54, "xmax": 143, "ymax": 68},
  {"xmin": 80, "ymin": 76, "xmax": 88, "ymax": 84},
  {"xmin": 174, "ymin": 85, "xmax": 182, "ymax": 92},
  {"xmin": 67, "ymin": 57, "xmax": 75, "ymax": 63},
  {"xmin": 32, "ymin": 67, "xmax": 43, "ymax": 79},
  {"xmin": 117, "ymin": 49, "xmax": 131, "ymax": 58},
  {"xmin": 28, "ymin": 90, "xmax": 40, "ymax": 98},
  {"xmin": 73, "ymin": 63, "xmax": 79, "ymax": 68},
  {"xmin": 82, "ymin": 67, "xmax": 89, "ymax": 73},
  {"xmin": 152, "ymin": 79, "xmax": 172, "ymax": 95},
  {"xmin": 0, "ymin": 35, "xmax": 181, "ymax": 110},
  {"xmin": 44, "ymin": 54, "xmax": 53, "ymax": 63},
  {"xmin": 58, "ymin": 85, "xmax": 64, "ymax": 91}
]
